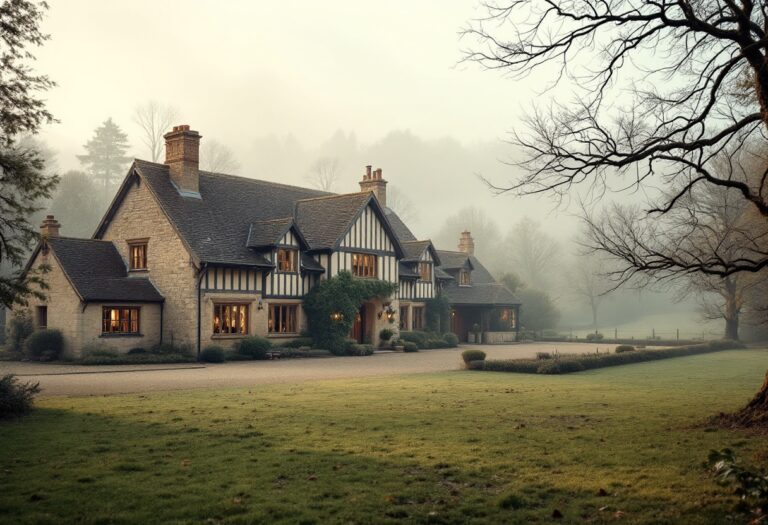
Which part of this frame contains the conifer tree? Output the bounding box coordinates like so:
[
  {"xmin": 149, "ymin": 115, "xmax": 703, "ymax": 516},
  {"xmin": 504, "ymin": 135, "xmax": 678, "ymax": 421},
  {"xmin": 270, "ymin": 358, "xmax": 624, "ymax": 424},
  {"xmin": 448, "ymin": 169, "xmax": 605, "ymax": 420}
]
[{"xmin": 77, "ymin": 118, "xmax": 131, "ymax": 190}]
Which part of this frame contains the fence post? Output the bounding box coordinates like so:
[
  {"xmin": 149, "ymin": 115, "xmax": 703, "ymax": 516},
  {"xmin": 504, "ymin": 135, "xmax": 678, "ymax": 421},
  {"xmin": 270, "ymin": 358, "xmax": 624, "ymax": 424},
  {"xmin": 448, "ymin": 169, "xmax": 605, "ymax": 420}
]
[
  {"xmin": 614, "ymin": 328, "xmax": 618, "ymax": 340},
  {"xmin": 676, "ymin": 328, "xmax": 679, "ymax": 341},
  {"xmin": 652, "ymin": 328, "xmax": 656, "ymax": 339}
]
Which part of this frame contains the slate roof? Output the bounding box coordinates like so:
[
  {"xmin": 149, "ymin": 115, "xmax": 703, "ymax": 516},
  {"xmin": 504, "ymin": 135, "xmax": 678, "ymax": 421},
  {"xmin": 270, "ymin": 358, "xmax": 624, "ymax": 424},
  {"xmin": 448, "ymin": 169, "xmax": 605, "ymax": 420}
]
[
  {"xmin": 245, "ymin": 218, "xmax": 295, "ymax": 249},
  {"xmin": 47, "ymin": 237, "xmax": 164, "ymax": 303},
  {"xmin": 294, "ymin": 193, "xmax": 371, "ymax": 250},
  {"xmin": 384, "ymin": 208, "xmax": 416, "ymax": 242},
  {"xmin": 398, "ymin": 262, "xmax": 420, "ymax": 280},
  {"xmin": 436, "ymin": 250, "xmax": 519, "ymax": 306},
  {"xmin": 435, "ymin": 250, "xmax": 474, "ymax": 271}
]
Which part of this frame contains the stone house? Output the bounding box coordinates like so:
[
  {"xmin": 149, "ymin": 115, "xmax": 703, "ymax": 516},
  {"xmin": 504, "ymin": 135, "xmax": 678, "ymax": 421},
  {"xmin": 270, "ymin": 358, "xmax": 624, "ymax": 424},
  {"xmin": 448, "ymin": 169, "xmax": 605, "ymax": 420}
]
[{"xmin": 16, "ymin": 125, "xmax": 520, "ymax": 357}]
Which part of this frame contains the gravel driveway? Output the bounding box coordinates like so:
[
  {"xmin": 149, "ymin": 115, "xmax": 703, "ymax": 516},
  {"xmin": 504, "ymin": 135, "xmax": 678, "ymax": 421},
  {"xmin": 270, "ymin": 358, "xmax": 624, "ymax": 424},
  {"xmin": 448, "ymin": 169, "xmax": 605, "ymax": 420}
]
[{"xmin": 0, "ymin": 342, "xmax": 618, "ymax": 397}]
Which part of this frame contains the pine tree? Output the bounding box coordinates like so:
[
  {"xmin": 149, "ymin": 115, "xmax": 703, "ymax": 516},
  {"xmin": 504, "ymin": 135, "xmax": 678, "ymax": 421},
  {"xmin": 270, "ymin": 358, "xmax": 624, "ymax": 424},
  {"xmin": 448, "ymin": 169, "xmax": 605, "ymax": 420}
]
[
  {"xmin": 0, "ymin": 0, "xmax": 59, "ymax": 308},
  {"xmin": 77, "ymin": 118, "xmax": 131, "ymax": 190}
]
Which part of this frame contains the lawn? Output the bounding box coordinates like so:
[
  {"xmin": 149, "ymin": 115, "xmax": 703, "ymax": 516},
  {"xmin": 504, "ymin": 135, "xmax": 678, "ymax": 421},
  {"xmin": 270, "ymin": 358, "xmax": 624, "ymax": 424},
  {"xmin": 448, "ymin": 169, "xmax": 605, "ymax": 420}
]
[{"xmin": 1, "ymin": 349, "xmax": 767, "ymax": 524}]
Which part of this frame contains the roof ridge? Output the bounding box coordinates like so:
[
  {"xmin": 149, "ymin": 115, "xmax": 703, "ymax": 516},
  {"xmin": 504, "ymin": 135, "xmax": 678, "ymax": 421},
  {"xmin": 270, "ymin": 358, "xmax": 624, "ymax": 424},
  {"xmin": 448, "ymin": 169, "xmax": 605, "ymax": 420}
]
[
  {"xmin": 295, "ymin": 191, "xmax": 370, "ymax": 204},
  {"xmin": 50, "ymin": 236, "xmax": 113, "ymax": 244},
  {"xmin": 133, "ymin": 158, "xmax": 335, "ymax": 196},
  {"xmin": 252, "ymin": 217, "xmax": 294, "ymax": 224}
]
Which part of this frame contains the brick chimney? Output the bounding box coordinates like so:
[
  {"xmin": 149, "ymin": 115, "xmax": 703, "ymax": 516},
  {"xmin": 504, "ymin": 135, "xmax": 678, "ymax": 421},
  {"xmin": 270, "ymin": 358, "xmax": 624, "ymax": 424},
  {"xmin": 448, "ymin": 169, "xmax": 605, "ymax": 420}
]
[
  {"xmin": 458, "ymin": 230, "xmax": 475, "ymax": 256},
  {"xmin": 359, "ymin": 165, "xmax": 388, "ymax": 208},
  {"xmin": 164, "ymin": 125, "xmax": 202, "ymax": 196},
  {"xmin": 40, "ymin": 215, "xmax": 60, "ymax": 238}
]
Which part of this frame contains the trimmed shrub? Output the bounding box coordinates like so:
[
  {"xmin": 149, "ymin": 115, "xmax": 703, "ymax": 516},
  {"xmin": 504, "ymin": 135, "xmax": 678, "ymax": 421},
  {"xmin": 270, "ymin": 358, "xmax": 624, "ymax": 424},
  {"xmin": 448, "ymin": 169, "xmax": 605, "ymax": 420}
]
[
  {"xmin": 8, "ymin": 311, "xmax": 33, "ymax": 354},
  {"xmin": 235, "ymin": 336, "xmax": 272, "ymax": 360},
  {"xmin": 467, "ymin": 360, "xmax": 485, "ymax": 370},
  {"xmin": 200, "ymin": 345, "xmax": 225, "ymax": 363},
  {"xmin": 483, "ymin": 359, "xmax": 540, "ymax": 373},
  {"xmin": 462, "ymin": 349, "xmax": 486, "ymax": 365},
  {"xmin": 24, "ymin": 329, "xmax": 64, "ymax": 361},
  {"xmin": 347, "ymin": 344, "xmax": 374, "ymax": 356},
  {"xmin": 0, "ymin": 374, "xmax": 40, "ymax": 418},
  {"xmin": 79, "ymin": 353, "xmax": 194, "ymax": 366},
  {"xmin": 399, "ymin": 331, "xmax": 429, "ymax": 348},
  {"xmin": 277, "ymin": 337, "xmax": 314, "ymax": 349},
  {"xmin": 537, "ymin": 359, "xmax": 585, "ymax": 374},
  {"xmin": 536, "ymin": 352, "xmax": 552, "ymax": 360},
  {"xmin": 285, "ymin": 348, "xmax": 332, "ymax": 358},
  {"xmin": 442, "ymin": 332, "xmax": 459, "ymax": 348},
  {"xmin": 403, "ymin": 341, "xmax": 419, "ymax": 353},
  {"xmin": 615, "ymin": 345, "xmax": 635, "ymax": 353},
  {"xmin": 379, "ymin": 328, "xmax": 394, "ymax": 342},
  {"xmin": 81, "ymin": 342, "xmax": 118, "ymax": 358}
]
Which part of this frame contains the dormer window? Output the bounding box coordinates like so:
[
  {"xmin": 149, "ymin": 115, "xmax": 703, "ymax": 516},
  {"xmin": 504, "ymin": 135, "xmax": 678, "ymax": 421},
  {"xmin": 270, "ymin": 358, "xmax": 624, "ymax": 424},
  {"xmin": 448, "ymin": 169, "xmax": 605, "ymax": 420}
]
[
  {"xmin": 418, "ymin": 262, "xmax": 431, "ymax": 282},
  {"xmin": 128, "ymin": 240, "xmax": 148, "ymax": 271},
  {"xmin": 459, "ymin": 269, "xmax": 471, "ymax": 286},
  {"xmin": 276, "ymin": 248, "xmax": 298, "ymax": 272}
]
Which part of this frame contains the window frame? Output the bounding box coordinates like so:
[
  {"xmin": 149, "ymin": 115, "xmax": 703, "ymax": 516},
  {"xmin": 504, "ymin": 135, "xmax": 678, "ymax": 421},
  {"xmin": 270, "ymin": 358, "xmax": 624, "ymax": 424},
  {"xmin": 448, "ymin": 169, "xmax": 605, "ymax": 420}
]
[
  {"xmin": 212, "ymin": 302, "xmax": 251, "ymax": 336},
  {"xmin": 102, "ymin": 306, "xmax": 141, "ymax": 335},
  {"xmin": 351, "ymin": 252, "xmax": 377, "ymax": 278},
  {"xmin": 412, "ymin": 306, "xmax": 425, "ymax": 331},
  {"xmin": 127, "ymin": 239, "xmax": 148, "ymax": 271},
  {"xmin": 36, "ymin": 305, "xmax": 48, "ymax": 329},
  {"xmin": 276, "ymin": 248, "xmax": 298, "ymax": 273},
  {"xmin": 268, "ymin": 303, "xmax": 299, "ymax": 335},
  {"xmin": 418, "ymin": 262, "xmax": 432, "ymax": 282},
  {"xmin": 399, "ymin": 305, "xmax": 409, "ymax": 330},
  {"xmin": 459, "ymin": 269, "xmax": 471, "ymax": 286}
]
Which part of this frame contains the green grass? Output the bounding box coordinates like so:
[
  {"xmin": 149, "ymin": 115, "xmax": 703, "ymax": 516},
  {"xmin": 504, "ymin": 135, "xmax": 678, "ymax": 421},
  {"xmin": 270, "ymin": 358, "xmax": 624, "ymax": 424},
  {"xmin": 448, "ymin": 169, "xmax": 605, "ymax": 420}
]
[{"xmin": 1, "ymin": 349, "xmax": 767, "ymax": 524}]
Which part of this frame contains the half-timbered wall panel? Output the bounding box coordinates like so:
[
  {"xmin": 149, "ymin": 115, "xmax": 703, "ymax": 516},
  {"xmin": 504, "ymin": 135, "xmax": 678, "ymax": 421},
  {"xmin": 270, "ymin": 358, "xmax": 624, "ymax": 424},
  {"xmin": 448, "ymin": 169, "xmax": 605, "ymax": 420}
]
[
  {"xmin": 339, "ymin": 205, "xmax": 395, "ymax": 253},
  {"xmin": 203, "ymin": 266, "xmax": 262, "ymax": 293},
  {"xmin": 330, "ymin": 252, "xmax": 399, "ymax": 284},
  {"xmin": 415, "ymin": 249, "xmax": 435, "ymax": 299}
]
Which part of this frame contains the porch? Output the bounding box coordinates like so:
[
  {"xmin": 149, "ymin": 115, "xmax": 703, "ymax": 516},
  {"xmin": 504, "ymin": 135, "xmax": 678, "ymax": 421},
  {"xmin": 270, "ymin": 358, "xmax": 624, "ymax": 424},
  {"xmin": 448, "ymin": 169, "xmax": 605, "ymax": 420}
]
[{"xmin": 450, "ymin": 305, "xmax": 520, "ymax": 343}]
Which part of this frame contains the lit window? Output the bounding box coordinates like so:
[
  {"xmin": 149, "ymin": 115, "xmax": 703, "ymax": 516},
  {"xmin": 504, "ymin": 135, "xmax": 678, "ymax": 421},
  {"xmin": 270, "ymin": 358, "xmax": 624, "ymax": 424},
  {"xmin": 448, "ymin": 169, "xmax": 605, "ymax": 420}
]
[
  {"xmin": 276, "ymin": 248, "xmax": 298, "ymax": 273},
  {"xmin": 459, "ymin": 269, "xmax": 471, "ymax": 286},
  {"xmin": 213, "ymin": 303, "xmax": 250, "ymax": 335},
  {"xmin": 128, "ymin": 241, "xmax": 148, "ymax": 270},
  {"xmin": 412, "ymin": 306, "xmax": 424, "ymax": 330},
  {"xmin": 102, "ymin": 307, "xmax": 140, "ymax": 334},
  {"xmin": 268, "ymin": 304, "xmax": 298, "ymax": 334},
  {"xmin": 418, "ymin": 262, "xmax": 431, "ymax": 281},
  {"xmin": 352, "ymin": 253, "xmax": 377, "ymax": 278}
]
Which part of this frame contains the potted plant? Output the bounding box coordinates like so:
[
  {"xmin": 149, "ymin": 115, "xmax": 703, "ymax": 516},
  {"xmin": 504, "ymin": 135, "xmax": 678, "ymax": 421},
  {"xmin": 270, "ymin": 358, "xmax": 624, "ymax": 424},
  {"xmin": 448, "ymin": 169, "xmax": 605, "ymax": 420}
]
[
  {"xmin": 379, "ymin": 328, "xmax": 394, "ymax": 348},
  {"xmin": 468, "ymin": 323, "xmax": 482, "ymax": 344}
]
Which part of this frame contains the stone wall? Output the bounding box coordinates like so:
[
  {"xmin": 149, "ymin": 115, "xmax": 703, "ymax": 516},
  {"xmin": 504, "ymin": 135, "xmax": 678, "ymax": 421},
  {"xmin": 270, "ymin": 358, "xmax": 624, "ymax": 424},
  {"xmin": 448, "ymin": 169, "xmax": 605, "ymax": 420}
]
[
  {"xmin": 81, "ymin": 303, "xmax": 162, "ymax": 353},
  {"xmin": 100, "ymin": 177, "xmax": 199, "ymax": 347}
]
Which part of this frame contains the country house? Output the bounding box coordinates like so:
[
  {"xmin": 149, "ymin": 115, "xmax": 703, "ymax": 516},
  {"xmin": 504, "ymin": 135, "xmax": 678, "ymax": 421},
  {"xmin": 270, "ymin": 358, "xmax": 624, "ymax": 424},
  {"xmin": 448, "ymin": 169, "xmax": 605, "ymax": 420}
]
[{"xmin": 16, "ymin": 125, "xmax": 520, "ymax": 357}]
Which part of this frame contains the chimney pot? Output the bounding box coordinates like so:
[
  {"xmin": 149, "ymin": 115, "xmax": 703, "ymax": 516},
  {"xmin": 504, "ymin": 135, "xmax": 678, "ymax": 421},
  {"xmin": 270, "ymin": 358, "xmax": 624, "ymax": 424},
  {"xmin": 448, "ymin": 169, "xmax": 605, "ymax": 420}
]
[
  {"xmin": 458, "ymin": 230, "xmax": 475, "ymax": 256},
  {"xmin": 359, "ymin": 165, "xmax": 388, "ymax": 207},
  {"xmin": 164, "ymin": 124, "xmax": 202, "ymax": 196},
  {"xmin": 40, "ymin": 215, "xmax": 60, "ymax": 238}
]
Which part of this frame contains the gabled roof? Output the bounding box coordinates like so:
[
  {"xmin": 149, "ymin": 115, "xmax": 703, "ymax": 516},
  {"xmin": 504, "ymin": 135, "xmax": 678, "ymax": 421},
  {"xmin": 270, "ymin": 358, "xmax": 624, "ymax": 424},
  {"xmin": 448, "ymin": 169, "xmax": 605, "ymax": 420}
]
[
  {"xmin": 384, "ymin": 208, "xmax": 416, "ymax": 242},
  {"xmin": 435, "ymin": 250, "xmax": 475, "ymax": 271},
  {"xmin": 442, "ymin": 282, "xmax": 520, "ymax": 306},
  {"xmin": 294, "ymin": 192, "xmax": 405, "ymax": 257},
  {"xmin": 44, "ymin": 237, "xmax": 163, "ymax": 303},
  {"xmin": 435, "ymin": 267, "xmax": 454, "ymax": 281},
  {"xmin": 301, "ymin": 253, "xmax": 325, "ymax": 273},
  {"xmin": 398, "ymin": 262, "xmax": 420, "ymax": 280},
  {"xmin": 401, "ymin": 240, "xmax": 441, "ymax": 266},
  {"xmin": 246, "ymin": 218, "xmax": 308, "ymax": 250}
]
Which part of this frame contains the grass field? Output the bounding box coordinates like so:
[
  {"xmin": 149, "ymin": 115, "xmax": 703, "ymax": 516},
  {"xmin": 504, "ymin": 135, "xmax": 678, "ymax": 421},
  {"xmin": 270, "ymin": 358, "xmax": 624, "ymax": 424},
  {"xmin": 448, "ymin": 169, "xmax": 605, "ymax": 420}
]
[{"xmin": 1, "ymin": 349, "xmax": 767, "ymax": 524}]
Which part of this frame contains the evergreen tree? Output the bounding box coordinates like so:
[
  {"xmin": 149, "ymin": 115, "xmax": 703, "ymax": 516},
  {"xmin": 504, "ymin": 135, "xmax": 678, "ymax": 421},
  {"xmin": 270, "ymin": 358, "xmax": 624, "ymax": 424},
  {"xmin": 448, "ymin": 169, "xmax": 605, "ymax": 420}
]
[
  {"xmin": 0, "ymin": 0, "xmax": 58, "ymax": 308},
  {"xmin": 49, "ymin": 171, "xmax": 107, "ymax": 238},
  {"xmin": 77, "ymin": 118, "xmax": 131, "ymax": 190}
]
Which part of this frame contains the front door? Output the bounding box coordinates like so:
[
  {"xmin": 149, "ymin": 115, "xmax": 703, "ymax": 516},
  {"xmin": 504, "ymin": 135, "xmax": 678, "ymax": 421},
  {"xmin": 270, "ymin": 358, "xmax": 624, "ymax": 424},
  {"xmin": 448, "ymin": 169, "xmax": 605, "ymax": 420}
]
[{"xmin": 351, "ymin": 305, "xmax": 366, "ymax": 343}]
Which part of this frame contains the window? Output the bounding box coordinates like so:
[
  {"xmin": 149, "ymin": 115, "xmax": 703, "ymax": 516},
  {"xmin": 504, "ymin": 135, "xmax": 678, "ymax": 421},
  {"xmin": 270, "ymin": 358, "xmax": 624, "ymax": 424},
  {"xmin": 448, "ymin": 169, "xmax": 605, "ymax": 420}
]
[
  {"xmin": 276, "ymin": 248, "xmax": 298, "ymax": 273},
  {"xmin": 351, "ymin": 253, "xmax": 377, "ymax": 278},
  {"xmin": 269, "ymin": 304, "xmax": 298, "ymax": 334},
  {"xmin": 459, "ymin": 269, "xmax": 471, "ymax": 286},
  {"xmin": 418, "ymin": 262, "xmax": 431, "ymax": 282},
  {"xmin": 36, "ymin": 306, "xmax": 48, "ymax": 329},
  {"xmin": 399, "ymin": 306, "xmax": 409, "ymax": 330},
  {"xmin": 102, "ymin": 307, "xmax": 140, "ymax": 334},
  {"xmin": 412, "ymin": 306, "xmax": 424, "ymax": 330},
  {"xmin": 213, "ymin": 303, "xmax": 250, "ymax": 335},
  {"xmin": 128, "ymin": 241, "xmax": 148, "ymax": 270}
]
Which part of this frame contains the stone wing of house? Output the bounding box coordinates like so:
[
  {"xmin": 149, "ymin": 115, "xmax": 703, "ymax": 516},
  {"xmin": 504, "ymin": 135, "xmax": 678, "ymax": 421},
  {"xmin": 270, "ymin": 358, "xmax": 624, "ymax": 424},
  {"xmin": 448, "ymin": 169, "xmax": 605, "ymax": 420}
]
[{"xmin": 16, "ymin": 125, "xmax": 520, "ymax": 357}]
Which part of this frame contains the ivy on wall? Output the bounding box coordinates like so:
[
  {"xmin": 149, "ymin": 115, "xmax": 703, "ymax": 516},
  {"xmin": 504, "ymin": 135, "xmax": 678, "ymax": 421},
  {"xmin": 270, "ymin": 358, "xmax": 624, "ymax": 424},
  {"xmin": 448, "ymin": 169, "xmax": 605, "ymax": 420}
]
[
  {"xmin": 425, "ymin": 294, "xmax": 451, "ymax": 333},
  {"xmin": 303, "ymin": 271, "xmax": 397, "ymax": 354}
]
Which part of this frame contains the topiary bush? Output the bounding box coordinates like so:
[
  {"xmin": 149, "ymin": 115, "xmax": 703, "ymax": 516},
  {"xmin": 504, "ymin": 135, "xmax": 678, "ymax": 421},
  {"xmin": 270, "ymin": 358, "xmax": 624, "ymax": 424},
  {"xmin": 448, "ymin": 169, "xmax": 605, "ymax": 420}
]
[
  {"xmin": 462, "ymin": 349, "xmax": 486, "ymax": 366},
  {"xmin": 615, "ymin": 344, "xmax": 635, "ymax": 353},
  {"xmin": 0, "ymin": 374, "xmax": 40, "ymax": 418},
  {"xmin": 200, "ymin": 345, "xmax": 225, "ymax": 363},
  {"xmin": 442, "ymin": 332, "xmax": 459, "ymax": 348},
  {"xmin": 235, "ymin": 336, "xmax": 272, "ymax": 360},
  {"xmin": 23, "ymin": 329, "xmax": 64, "ymax": 361},
  {"xmin": 379, "ymin": 328, "xmax": 394, "ymax": 343},
  {"xmin": 303, "ymin": 271, "xmax": 397, "ymax": 353},
  {"xmin": 403, "ymin": 341, "xmax": 419, "ymax": 352}
]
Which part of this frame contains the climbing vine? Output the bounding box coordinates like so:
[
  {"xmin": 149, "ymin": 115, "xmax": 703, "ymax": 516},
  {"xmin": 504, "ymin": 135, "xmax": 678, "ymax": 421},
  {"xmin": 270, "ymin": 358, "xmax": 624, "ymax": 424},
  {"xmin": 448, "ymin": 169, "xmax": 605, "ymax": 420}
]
[{"xmin": 303, "ymin": 271, "xmax": 397, "ymax": 354}]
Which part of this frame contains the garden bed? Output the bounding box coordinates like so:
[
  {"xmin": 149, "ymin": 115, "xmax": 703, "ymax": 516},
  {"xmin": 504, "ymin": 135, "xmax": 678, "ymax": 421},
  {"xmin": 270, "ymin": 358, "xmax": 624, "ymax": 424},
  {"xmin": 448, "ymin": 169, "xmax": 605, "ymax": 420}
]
[{"xmin": 473, "ymin": 340, "xmax": 746, "ymax": 375}]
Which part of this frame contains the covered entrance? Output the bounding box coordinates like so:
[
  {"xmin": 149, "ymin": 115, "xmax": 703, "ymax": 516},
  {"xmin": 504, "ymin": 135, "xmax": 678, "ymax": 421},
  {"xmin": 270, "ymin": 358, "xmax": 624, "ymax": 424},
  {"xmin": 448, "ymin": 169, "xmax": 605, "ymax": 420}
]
[{"xmin": 350, "ymin": 304, "xmax": 367, "ymax": 343}]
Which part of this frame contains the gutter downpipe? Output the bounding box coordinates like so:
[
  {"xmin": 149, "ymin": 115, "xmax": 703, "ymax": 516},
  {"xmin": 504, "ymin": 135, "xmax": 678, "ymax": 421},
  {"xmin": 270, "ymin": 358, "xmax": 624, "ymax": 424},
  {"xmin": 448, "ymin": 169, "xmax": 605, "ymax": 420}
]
[{"xmin": 197, "ymin": 263, "xmax": 208, "ymax": 362}]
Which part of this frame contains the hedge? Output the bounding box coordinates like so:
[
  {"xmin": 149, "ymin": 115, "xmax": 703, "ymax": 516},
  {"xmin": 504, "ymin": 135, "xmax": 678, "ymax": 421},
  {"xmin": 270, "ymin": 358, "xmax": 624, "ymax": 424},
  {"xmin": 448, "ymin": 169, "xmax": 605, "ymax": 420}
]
[
  {"xmin": 476, "ymin": 340, "xmax": 746, "ymax": 375},
  {"xmin": 79, "ymin": 353, "xmax": 195, "ymax": 366}
]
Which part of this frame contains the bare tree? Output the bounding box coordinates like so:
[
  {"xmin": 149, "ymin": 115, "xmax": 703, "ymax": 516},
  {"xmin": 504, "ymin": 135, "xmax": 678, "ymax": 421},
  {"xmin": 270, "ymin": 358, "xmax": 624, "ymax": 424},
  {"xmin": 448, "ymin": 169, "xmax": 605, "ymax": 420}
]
[
  {"xmin": 434, "ymin": 206, "xmax": 503, "ymax": 272},
  {"xmin": 567, "ymin": 253, "xmax": 614, "ymax": 330},
  {"xmin": 465, "ymin": 1, "xmax": 768, "ymax": 277},
  {"xmin": 200, "ymin": 140, "xmax": 240, "ymax": 175},
  {"xmin": 503, "ymin": 217, "xmax": 559, "ymax": 291},
  {"xmin": 304, "ymin": 157, "xmax": 340, "ymax": 192},
  {"xmin": 387, "ymin": 186, "xmax": 417, "ymax": 223},
  {"xmin": 133, "ymin": 101, "xmax": 178, "ymax": 162}
]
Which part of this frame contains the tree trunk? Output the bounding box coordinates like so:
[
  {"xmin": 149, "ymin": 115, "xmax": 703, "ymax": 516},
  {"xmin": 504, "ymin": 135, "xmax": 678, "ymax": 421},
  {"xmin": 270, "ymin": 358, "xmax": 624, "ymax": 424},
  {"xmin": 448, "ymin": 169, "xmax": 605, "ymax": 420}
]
[
  {"xmin": 726, "ymin": 371, "xmax": 768, "ymax": 428},
  {"xmin": 724, "ymin": 315, "xmax": 739, "ymax": 341},
  {"xmin": 723, "ymin": 277, "xmax": 740, "ymax": 341}
]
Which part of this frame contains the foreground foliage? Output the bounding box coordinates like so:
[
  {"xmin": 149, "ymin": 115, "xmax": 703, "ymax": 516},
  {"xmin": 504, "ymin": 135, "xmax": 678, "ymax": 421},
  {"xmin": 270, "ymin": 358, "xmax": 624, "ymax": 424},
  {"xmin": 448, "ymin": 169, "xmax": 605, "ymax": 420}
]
[
  {"xmin": 0, "ymin": 374, "xmax": 40, "ymax": 419},
  {"xmin": 1, "ymin": 350, "xmax": 767, "ymax": 523},
  {"xmin": 708, "ymin": 448, "xmax": 768, "ymax": 521}
]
